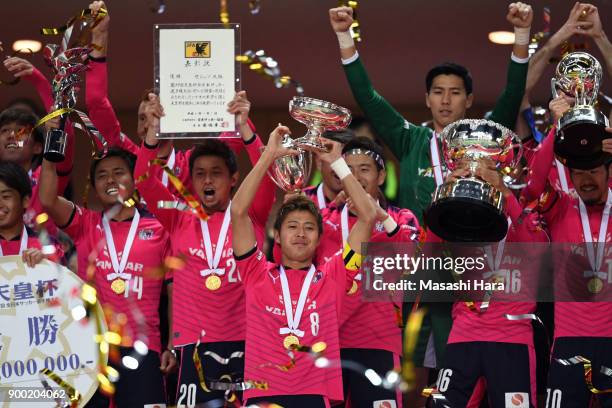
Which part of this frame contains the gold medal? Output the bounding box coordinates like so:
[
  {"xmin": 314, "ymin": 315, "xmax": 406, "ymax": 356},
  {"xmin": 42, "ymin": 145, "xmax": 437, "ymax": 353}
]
[
  {"xmin": 347, "ymin": 280, "xmax": 358, "ymax": 295},
  {"xmin": 588, "ymin": 277, "xmax": 603, "ymax": 294},
  {"xmin": 111, "ymin": 278, "xmax": 125, "ymax": 295},
  {"xmin": 283, "ymin": 334, "xmax": 300, "ymax": 349},
  {"xmin": 205, "ymin": 275, "xmax": 222, "ymax": 291}
]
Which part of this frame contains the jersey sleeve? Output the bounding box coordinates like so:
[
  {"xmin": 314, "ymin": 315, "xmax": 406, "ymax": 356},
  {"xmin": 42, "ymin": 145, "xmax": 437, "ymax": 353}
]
[{"xmin": 234, "ymin": 245, "xmax": 269, "ymax": 287}]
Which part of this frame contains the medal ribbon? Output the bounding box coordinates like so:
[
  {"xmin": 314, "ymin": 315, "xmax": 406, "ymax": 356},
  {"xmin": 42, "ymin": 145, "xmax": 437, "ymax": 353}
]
[
  {"xmin": 102, "ymin": 211, "xmax": 140, "ymax": 281},
  {"xmin": 429, "ymin": 132, "xmax": 445, "ymax": 187},
  {"xmin": 161, "ymin": 148, "xmax": 176, "ymax": 188},
  {"xmin": 0, "ymin": 226, "xmax": 29, "ymax": 256},
  {"xmin": 199, "ymin": 203, "xmax": 232, "ymax": 277},
  {"xmin": 279, "ymin": 265, "xmax": 316, "ymax": 338},
  {"xmin": 579, "ymin": 189, "xmax": 611, "ymax": 278},
  {"xmin": 555, "ymin": 159, "xmax": 570, "ymax": 193},
  {"xmin": 482, "ymin": 217, "xmax": 512, "ymax": 278},
  {"xmin": 316, "ymin": 183, "xmax": 326, "ymax": 210}
]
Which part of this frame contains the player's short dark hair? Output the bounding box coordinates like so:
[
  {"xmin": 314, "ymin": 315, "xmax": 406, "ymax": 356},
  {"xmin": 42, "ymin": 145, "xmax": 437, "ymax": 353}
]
[
  {"xmin": 0, "ymin": 161, "xmax": 32, "ymax": 199},
  {"xmin": 7, "ymin": 97, "xmax": 45, "ymax": 118},
  {"xmin": 274, "ymin": 196, "xmax": 323, "ymax": 235},
  {"xmin": 89, "ymin": 148, "xmax": 137, "ymax": 186},
  {"xmin": 342, "ymin": 136, "xmax": 385, "ymax": 171},
  {"xmin": 426, "ymin": 62, "xmax": 473, "ymax": 95},
  {"xmin": 189, "ymin": 140, "xmax": 238, "ymax": 176}
]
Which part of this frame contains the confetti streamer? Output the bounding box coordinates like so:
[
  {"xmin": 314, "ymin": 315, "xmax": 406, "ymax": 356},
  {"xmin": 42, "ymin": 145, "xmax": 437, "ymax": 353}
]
[
  {"xmin": 338, "ymin": 0, "xmax": 361, "ymax": 42},
  {"xmin": 147, "ymin": 159, "xmax": 209, "ymax": 221},
  {"xmin": 555, "ymin": 356, "xmax": 612, "ymax": 394},
  {"xmin": 147, "ymin": 0, "xmax": 166, "ymax": 14},
  {"xmin": 209, "ymin": 380, "xmax": 269, "ymax": 391},
  {"xmin": 220, "ymin": 0, "xmax": 230, "ymax": 27},
  {"xmin": 236, "ymin": 50, "xmax": 304, "ymax": 95},
  {"xmin": 39, "ymin": 368, "xmax": 81, "ymax": 407},
  {"xmin": 248, "ymin": 0, "xmax": 261, "ymax": 14},
  {"xmin": 41, "ymin": 7, "xmax": 108, "ymax": 53},
  {"xmin": 402, "ymin": 308, "xmax": 426, "ymax": 391},
  {"xmin": 193, "ymin": 332, "xmax": 212, "ymax": 392}
]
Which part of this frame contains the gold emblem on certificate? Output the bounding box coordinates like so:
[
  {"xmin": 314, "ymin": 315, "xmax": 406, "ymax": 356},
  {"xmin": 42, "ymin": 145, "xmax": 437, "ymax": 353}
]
[
  {"xmin": 588, "ymin": 277, "xmax": 603, "ymax": 294},
  {"xmin": 111, "ymin": 278, "xmax": 126, "ymax": 295},
  {"xmin": 283, "ymin": 335, "xmax": 300, "ymax": 349},
  {"xmin": 205, "ymin": 275, "xmax": 222, "ymax": 291},
  {"xmin": 184, "ymin": 41, "xmax": 211, "ymax": 58}
]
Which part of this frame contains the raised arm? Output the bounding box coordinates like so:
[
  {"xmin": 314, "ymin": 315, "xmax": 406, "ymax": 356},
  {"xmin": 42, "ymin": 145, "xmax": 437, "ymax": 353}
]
[
  {"xmin": 228, "ymin": 91, "xmax": 277, "ymax": 229},
  {"xmin": 582, "ymin": 4, "xmax": 612, "ymax": 78},
  {"xmin": 515, "ymin": 3, "xmax": 588, "ymax": 137},
  {"xmin": 38, "ymin": 158, "xmax": 76, "ymax": 229},
  {"xmin": 134, "ymin": 121, "xmax": 181, "ymax": 232},
  {"xmin": 521, "ymin": 96, "xmax": 571, "ymax": 202},
  {"xmin": 328, "ymin": 6, "xmax": 419, "ymax": 157},
  {"xmin": 488, "ymin": 3, "xmax": 533, "ymax": 130},
  {"xmin": 231, "ymin": 125, "xmax": 294, "ymax": 256},
  {"xmin": 84, "ymin": 1, "xmax": 139, "ymax": 155}
]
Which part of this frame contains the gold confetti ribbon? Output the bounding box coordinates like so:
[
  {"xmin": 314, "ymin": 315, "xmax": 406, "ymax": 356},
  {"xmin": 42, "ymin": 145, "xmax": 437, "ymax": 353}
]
[
  {"xmin": 209, "ymin": 379, "xmax": 269, "ymax": 391},
  {"xmin": 148, "ymin": 159, "xmax": 209, "ymax": 221},
  {"xmin": 39, "ymin": 368, "xmax": 81, "ymax": 407},
  {"xmin": 338, "ymin": 0, "xmax": 361, "ymax": 42},
  {"xmin": 41, "ymin": 8, "xmax": 108, "ymax": 52},
  {"xmin": 193, "ymin": 335, "xmax": 212, "ymax": 392},
  {"xmin": 220, "ymin": 0, "xmax": 230, "ymax": 27},
  {"xmin": 236, "ymin": 50, "xmax": 304, "ymax": 95},
  {"xmin": 402, "ymin": 308, "xmax": 426, "ymax": 391},
  {"xmin": 34, "ymin": 107, "xmax": 74, "ymax": 128},
  {"xmin": 555, "ymin": 356, "xmax": 612, "ymax": 394}
]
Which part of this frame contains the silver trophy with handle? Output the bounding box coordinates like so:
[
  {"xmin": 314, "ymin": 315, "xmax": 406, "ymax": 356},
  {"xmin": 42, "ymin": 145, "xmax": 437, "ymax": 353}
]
[
  {"xmin": 425, "ymin": 119, "xmax": 522, "ymax": 242},
  {"xmin": 552, "ymin": 52, "xmax": 610, "ymax": 169}
]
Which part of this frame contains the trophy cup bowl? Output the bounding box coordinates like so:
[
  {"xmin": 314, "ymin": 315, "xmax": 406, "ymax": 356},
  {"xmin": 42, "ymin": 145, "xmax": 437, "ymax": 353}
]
[
  {"xmin": 289, "ymin": 97, "xmax": 352, "ymax": 152},
  {"xmin": 552, "ymin": 52, "xmax": 610, "ymax": 169},
  {"xmin": 425, "ymin": 119, "xmax": 521, "ymax": 242},
  {"xmin": 266, "ymin": 135, "xmax": 313, "ymax": 193}
]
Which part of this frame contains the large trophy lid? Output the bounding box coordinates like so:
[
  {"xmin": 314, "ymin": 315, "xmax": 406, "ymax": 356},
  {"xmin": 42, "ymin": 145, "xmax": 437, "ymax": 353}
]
[
  {"xmin": 289, "ymin": 96, "xmax": 352, "ymax": 131},
  {"xmin": 440, "ymin": 118, "xmax": 521, "ymax": 171}
]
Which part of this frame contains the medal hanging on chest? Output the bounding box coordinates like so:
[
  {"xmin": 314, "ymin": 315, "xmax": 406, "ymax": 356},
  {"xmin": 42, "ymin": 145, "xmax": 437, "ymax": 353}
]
[
  {"xmin": 200, "ymin": 204, "xmax": 231, "ymax": 291},
  {"xmin": 279, "ymin": 265, "xmax": 316, "ymax": 349},
  {"xmin": 102, "ymin": 211, "xmax": 140, "ymax": 296},
  {"xmin": 579, "ymin": 190, "xmax": 612, "ymax": 294}
]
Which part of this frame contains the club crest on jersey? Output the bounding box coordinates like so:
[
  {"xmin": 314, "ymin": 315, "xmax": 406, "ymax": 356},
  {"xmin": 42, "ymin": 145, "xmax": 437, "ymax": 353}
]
[
  {"xmin": 139, "ymin": 229, "xmax": 154, "ymax": 240},
  {"xmin": 375, "ymin": 221, "xmax": 385, "ymax": 232},
  {"xmin": 173, "ymin": 166, "xmax": 181, "ymax": 176},
  {"xmin": 504, "ymin": 392, "xmax": 528, "ymax": 408},
  {"xmin": 373, "ymin": 400, "xmax": 397, "ymax": 408},
  {"xmin": 312, "ymin": 270, "xmax": 324, "ymax": 283}
]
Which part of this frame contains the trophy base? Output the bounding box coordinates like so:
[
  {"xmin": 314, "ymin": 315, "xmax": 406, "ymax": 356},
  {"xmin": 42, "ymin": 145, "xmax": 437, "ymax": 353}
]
[
  {"xmin": 555, "ymin": 109, "xmax": 611, "ymax": 170},
  {"xmin": 425, "ymin": 178, "xmax": 507, "ymax": 242},
  {"xmin": 43, "ymin": 128, "xmax": 67, "ymax": 163},
  {"xmin": 294, "ymin": 137, "xmax": 329, "ymax": 153}
]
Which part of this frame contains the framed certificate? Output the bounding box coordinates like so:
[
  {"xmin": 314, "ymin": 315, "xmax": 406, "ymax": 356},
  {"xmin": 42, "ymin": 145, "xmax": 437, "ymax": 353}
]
[{"xmin": 154, "ymin": 23, "xmax": 241, "ymax": 139}]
